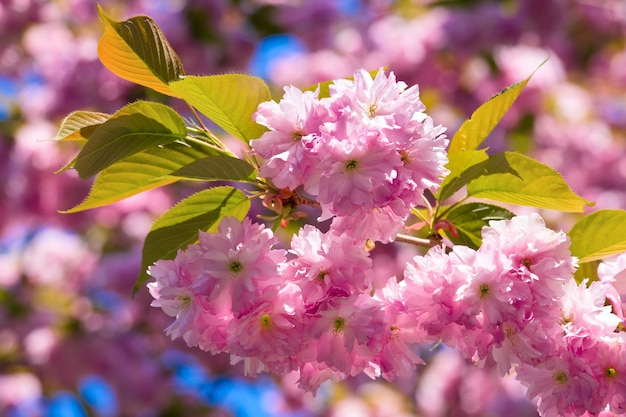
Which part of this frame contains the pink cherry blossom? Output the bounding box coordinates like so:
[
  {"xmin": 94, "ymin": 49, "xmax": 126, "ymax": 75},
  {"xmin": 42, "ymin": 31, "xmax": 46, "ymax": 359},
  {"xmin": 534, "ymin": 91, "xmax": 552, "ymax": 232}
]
[
  {"xmin": 305, "ymin": 293, "xmax": 388, "ymax": 377},
  {"xmin": 250, "ymin": 67, "xmax": 449, "ymax": 242},
  {"xmin": 328, "ymin": 199, "xmax": 408, "ymax": 243},
  {"xmin": 227, "ymin": 284, "xmax": 305, "ymax": 375},
  {"xmin": 147, "ymin": 250, "xmax": 206, "ymax": 346},
  {"xmin": 516, "ymin": 355, "xmax": 598, "ymax": 417},
  {"xmin": 454, "ymin": 247, "xmax": 517, "ymax": 329},
  {"xmin": 580, "ymin": 333, "xmax": 626, "ymax": 415},
  {"xmin": 193, "ymin": 216, "xmax": 286, "ymax": 317},
  {"xmin": 373, "ymin": 277, "xmax": 426, "ymax": 381},
  {"xmin": 402, "ymin": 245, "xmax": 467, "ymax": 344},
  {"xmin": 315, "ymin": 123, "xmax": 399, "ymax": 219},
  {"xmin": 559, "ymin": 279, "xmax": 622, "ymax": 355},
  {"xmin": 329, "ymin": 67, "xmax": 425, "ymax": 131},
  {"xmin": 480, "ymin": 212, "xmax": 576, "ymax": 309},
  {"xmin": 598, "ymin": 252, "xmax": 626, "ymax": 322},
  {"xmin": 286, "ymin": 225, "xmax": 374, "ymax": 305},
  {"xmin": 251, "ymin": 86, "xmax": 328, "ymax": 191}
]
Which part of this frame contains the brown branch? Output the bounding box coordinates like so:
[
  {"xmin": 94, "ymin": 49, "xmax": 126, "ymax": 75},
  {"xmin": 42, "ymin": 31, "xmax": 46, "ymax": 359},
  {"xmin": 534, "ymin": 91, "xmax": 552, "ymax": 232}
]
[{"xmin": 394, "ymin": 233, "xmax": 442, "ymax": 248}]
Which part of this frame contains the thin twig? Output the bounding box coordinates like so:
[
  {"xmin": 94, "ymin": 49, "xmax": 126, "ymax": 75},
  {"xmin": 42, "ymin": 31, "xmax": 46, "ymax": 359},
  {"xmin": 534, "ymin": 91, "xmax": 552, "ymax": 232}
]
[
  {"xmin": 394, "ymin": 232, "xmax": 442, "ymax": 248},
  {"xmin": 187, "ymin": 102, "xmax": 214, "ymax": 136}
]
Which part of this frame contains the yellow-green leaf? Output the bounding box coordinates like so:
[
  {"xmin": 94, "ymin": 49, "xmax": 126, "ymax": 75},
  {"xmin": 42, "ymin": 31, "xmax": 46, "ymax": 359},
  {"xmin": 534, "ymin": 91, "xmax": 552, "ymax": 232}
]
[
  {"xmin": 448, "ymin": 60, "xmax": 546, "ymax": 153},
  {"xmin": 169, "ymin": 74, "xmax": 271, "ymax": 143},
  {"xmin": 61, "ymin": 141, "xmax": 224, "ymax": 213},
  {"xmin": 54, "ymin": 111, "xmax": 111, "ymax": 142},
  {"xmin": 74, "ymin": 101, "xmax": 187, "ymax": 178},
  {"xmin": 466, "ymin": 152, "xmax": 593, "ymax": 212},
  {"xmin": 437, "ymin": 149, "xmax": 489, "ymax": 202},
  {"xmin": 53, "ymin": 111, "xmax": 113, "ymax": 173},
  {"xmin": 445, "ymin": 202, "xmax": 515, "ymax": 249},
  {"xmin": 135, "ymin": 186, "xmax": 251, "ymax": 293},
  {"xmin": 168, "ymin": 156, "xmax": 258, "ymax": 183},
  {"xmin": 569, "ymin": 209, "xmax": 626, "ymax": 263},
  {"xmin": 97, "ymin": 5, "xmax": 184, "ymax": 96},
  {"xmin": 573, "ymin": 260, "xmax": 600, "ymax": 284}
]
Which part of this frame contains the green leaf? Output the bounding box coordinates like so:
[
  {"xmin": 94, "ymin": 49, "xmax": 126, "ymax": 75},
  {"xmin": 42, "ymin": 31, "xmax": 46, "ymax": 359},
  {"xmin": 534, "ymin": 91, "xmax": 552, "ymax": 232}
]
[
  {"xmin": 61, "ymin": 141, "xmax": 225, "ymax": 213},
  {"xmin": 74, "ymin": 101, "xmax": 187, "ymax": 178},
  {"xmin": 445, "ymin": 202, "xmax": 515, "ymax": 249},
  {"xmin": 466, "ymin": 152, "xmax": 593, "ymax": 212},
  {"xmin": 448, "ymin": 60, "xmax": 545, "ymax": 153},
  {"xmin": 569, "ymin": 209, "xmax": 626, "ymax": 263},
  {"xmin": 573, "ymin": 260, "xmax": 600, "ymax": 285},
  {"xmin": 135, "ymin": 186, "xmax": 251, "ymax": 293},
  {"xmin": 168, "ymin": 156, "xmax": 258, "ymax": 183},
  {"xmin": 97, "ymin": 5, "xmax": 184, "ymax": 96},
  {"xmin": 437, "ymin": 149, "xmax": 489, "ymax": 202},
  {"xmin": 53, "ymin": 111, "xmax": 113, "ymax": 173},
  {"xmin": 169, "ymin": 74, "xmax": 271, "ymax": 143},
  {"xmin": 54, "ymin": 111, "xmax": 111, "ymax": 142}
]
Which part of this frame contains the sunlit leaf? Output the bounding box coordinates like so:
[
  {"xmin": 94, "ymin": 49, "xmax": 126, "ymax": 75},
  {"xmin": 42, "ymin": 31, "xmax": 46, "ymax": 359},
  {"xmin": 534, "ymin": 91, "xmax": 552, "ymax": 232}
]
[
  {"xmin": 573, "ymin": 260, "xmax": 600, "ymax": 285},
  {"xmin": 54, "ymin": 111, "xmax": 111, "ymax": 142},
  {"xmin": 466, "ymin": 152, "xmax": 593, "ymax": 212},
  {"xmin": 169, "ymin": 74, "xmax": 271, "ymax": 143},
  {"xmin": 53, "ymin": 111, "xmax": 113, "ymax": 173},
  {"xmin": 444, "ymin": 202, "xmax": 515, "ymax": 249},
  {"xmin": 448, "ymin": 60, "xmax": 545, "ymax": 153},
  {"xmin": 74, "ymin": 101, "xmax": 187, "ymax": 178},
  {"xmin": 569, "ymin": 209, "xmax": 626, "ymax": 263},
  {"xmin": 168, "ymin": 156, "xmax": 258, "ymax": 183},
  {"xmin": 437, "ymin": 149, "xmax": 489, "ymax": 202},
  {"xmin": 135, "ymin": 186, "xmax": 251, "ymax": 293},
  {"xmin": 62, "ymin": 141, "xmax": 225, "ymax": 213},
  {"xmin": 97, "ymin": 5, "xmax": 184, "ymax": 96}
]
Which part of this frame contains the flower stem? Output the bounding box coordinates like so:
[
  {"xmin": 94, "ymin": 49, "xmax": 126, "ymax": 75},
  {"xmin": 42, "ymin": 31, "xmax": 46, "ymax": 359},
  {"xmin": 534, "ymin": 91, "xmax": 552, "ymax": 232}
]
[{"xmin": 394, "ymin": 233, "xmax": 442, "ymax": 248}]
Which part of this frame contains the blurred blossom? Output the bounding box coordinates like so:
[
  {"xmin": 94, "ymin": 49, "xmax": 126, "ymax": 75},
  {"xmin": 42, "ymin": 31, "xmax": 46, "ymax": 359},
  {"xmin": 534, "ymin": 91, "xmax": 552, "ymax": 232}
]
[
  {"xmin": 0, "ymin": 247, "xmax": 21, "ymax": 287},
  {"xmin": 416, "ymin": 347, "xmax": 538, "ymax": 417},
  {"xmin": 328, "ymin": 381, "xmax": 415, "ymax": 417},
  {"xmin": 548, "ymin": 83, "xmax": 594, "ymax": 122},
  {"xmin": 493, "ymin": 45, "xmax": 565, "ymax": 90},
  {"xmin": 13, "ymin": 119, "xmax": 59, "ymax": 170},
  {"xmin": 24, "ymin": 326, "xmax": 57, "ymax": 364},
  {"xmin": 0, "ymin": 372, "xmax": 42, "ymax": 410},
  {"xmin": 21, "ymin": 227, "xmax": 95, "ymax": 286}
]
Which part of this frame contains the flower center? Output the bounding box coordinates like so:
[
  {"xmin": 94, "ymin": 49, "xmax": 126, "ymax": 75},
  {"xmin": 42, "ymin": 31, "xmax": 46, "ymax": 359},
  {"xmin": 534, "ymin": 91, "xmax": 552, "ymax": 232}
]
[
  {"xmin": 177, "ymin": 294, "xmax": 191, "ymax": 307},
  {"xmin": 400, "ymin": 150, "xmax": 410, "ymax": 165},
  {"xmin": 479, "ymin": 283, "xmax": 490, "ymax": 298},
  {"xmin": 345, "ymin": 160, "xmax": 358, "ymax": 171},
  {"xmin": 389, "ymin": 326, "xmax": 400, "ymax": 341},
  {"xmin": 553, "ymin": 371, "xmax": 568, "ymax": 384},
  {"xmin": 260, "ymin": 314, "xmax": 272, "ymax": 330},
  {"xmin": 333, "ymin": 317, "xmax": 346, "ymax": 334},
  {"xmin": 230, "ymin": 260, "xmax": 244, "ymax": 273},
  {"xmin": 561, "ymin": 312, "xmax": 574, "ymax": 326},
  {"xmin": 606, "ymin": 367, "xmax": 617, "ymax": 379},
  {"xmin": 316, "ymin": 270, "xmax": 328, "ymax": 283}
]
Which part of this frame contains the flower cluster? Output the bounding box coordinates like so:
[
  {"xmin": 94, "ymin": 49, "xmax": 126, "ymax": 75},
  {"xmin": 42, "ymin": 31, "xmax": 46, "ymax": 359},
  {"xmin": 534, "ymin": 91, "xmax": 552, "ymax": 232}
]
[
  {"xmin": 149, "ymin": 212, "xmax": 626, "ymax": 416},
  {"xmin": 148, "ymin": 217, "xmax": 424, "ymax": 392},
  {"xmin": 250, "ymin": 68, "xmax": 449, "ymax": 243},
  {"xmin": 403, "ymin": 213, "xmax": 625, "ymax": 417},
  {"xmin": 146, "ymin": 69, "xmax": 626, "ymax": 416}
]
